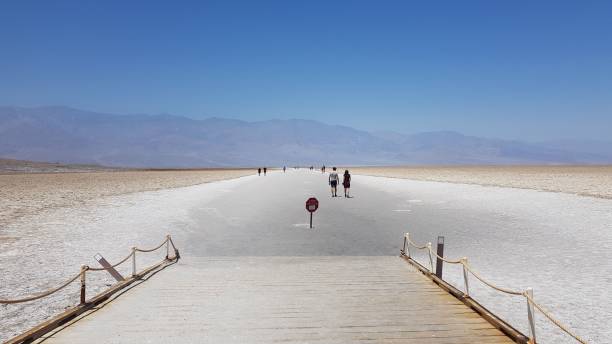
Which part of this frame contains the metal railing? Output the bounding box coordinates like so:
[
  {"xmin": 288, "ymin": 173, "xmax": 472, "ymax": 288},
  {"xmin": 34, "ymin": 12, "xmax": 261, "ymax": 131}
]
[{"xmin": 401, "ymin": 232, "xmax": 587, "ymax": 344}]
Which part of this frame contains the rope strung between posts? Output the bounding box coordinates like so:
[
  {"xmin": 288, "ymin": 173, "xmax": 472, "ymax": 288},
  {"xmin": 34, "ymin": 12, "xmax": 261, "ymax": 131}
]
[
  {"xmin": 87, "ymin": 251, "xmax": 134, "ymax": 271},
  {"xmin": 406, "ymin": 237, "xmax": 429, "ymax": 250},
  {"xmin": 0, "ymin": 235, "xmax": 177, "ymax": 304},
  {"xmin": 428, "ymin": 245, "xmax": 463, "ymax": 264},
  {"xmin": 461, "ymin": 263, "xmax": 523, "ymax": 296},
  {"xmin": 134, "ymin": 239, "xmax": 168, "ymax": 253},
  {"xmin": 0, "ymin": 271, "xmax": 83, "ymax": 304},
  {"xmin": 168, "ymin": 236, "xmax": 178, "ymax": 253},
  {"xmin": 403, "ymin": 233, "xmax": 588, "ymax": 344},
  {"xmin": 524, "ymin": 293, "xmax": 587, "ymax": 344},
  {"xmin": 405, "ymin": 233, "xmax": 524, "ymax": 293},
  {"xmin": 406, "ymin": 236, "xmax": 461, "ymax": 263}
]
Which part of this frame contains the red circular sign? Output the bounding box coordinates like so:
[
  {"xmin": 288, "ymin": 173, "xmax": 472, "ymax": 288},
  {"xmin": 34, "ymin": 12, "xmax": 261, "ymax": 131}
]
[{"xmin": 305, "ymin": 197, "xmax": 319, "ymax": 213}]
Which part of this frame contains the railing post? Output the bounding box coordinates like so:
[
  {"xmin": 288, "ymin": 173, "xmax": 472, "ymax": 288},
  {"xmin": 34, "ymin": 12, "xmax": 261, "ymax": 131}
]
[
  {"xmin": 426, "ymin": 242, "xmax": 434, "ymax": 273},
  {"xmin": 131, "ymin": 246, "xmax": 137, "ymax": 277},
  {"xmin": 461, "ymin": 257, "xmax": 470, "ymax": 296},
  {"xmin": 79, "ymin": 265, "xmax": 87, "ymax": 305},
  {"xmin": 166, "ymin": 235, "xmax": 170, "ymax": 259},
  {"xmin": 526, "ymin": 287, "xmax": 537, "ymax": 343},
  {"xmin": 435, "ymin": 236, "xmax": 444, "ymax": 278},
  {"xmin": 404, "ymin": 233, "xmax": 411, "ymax": 258}
]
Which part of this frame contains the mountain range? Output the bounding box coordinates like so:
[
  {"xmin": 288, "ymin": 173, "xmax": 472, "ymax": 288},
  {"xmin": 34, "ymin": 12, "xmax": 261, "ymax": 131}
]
[{"xmin": 1, "ymin": 106, "xmax": 611, "ymax": 167}]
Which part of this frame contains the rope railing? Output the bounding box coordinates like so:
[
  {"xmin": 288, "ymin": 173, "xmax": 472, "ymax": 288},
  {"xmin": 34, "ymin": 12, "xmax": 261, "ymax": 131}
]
[
  {"xmin": 0, "ymin": 235, "xmax": 178, "ymax": 305},
  {"xmin": 134, "ymin": 239, "xmax": 168, "ymax": 253},
  {"xmin": 401, "ymin": 232, "xmax": 587, "ymax": 344},
  {"xmin": 0, "ymin": 271, "xmax": 83, "ymax": 305},
  {"xmin": 87, "ymin": 251, "xmax": 134, "ymax": 271}
]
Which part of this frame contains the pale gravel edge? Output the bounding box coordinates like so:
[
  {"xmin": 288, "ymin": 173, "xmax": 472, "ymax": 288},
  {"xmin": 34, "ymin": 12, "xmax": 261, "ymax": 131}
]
[{"xmin": 352, "ymin": 172, "xmax": 612, "ymax": 201}]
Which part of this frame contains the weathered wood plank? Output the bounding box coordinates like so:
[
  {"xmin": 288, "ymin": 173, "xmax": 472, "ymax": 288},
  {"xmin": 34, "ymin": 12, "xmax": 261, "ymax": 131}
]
[{"xmin": 38, "ymin": 257, "xmax": 516, "ymax": 343}]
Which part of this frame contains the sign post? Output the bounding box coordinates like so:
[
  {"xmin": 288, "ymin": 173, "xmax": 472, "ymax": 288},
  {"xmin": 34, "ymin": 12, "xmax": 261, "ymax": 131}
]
[{"xmin": 305, "ymin": 197, "xmax": 319, "ymax": 229}]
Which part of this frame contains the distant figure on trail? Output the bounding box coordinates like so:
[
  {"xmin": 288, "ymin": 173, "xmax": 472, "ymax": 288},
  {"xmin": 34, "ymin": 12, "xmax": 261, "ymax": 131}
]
[
  {"xmin": 283, "ymin": 166, "xmax": 286, "ymax": 173},
  {"xmin": 322, "ymin": 165, "xmax": 325, "ymax": 173},
  {"xmin": 328, "ymin": 167, "xmax": 339, "ymax": 197},
  {"xmin": 258, "ymin": 168, "xmax": 261, "ymax": 176},
  {"xmin": 343, "ymin": 170, "xmax": 351, "ymax": 198},
  {"xmin": 264, "ymin": 167, "xmax": 267, "ymax": 176}
]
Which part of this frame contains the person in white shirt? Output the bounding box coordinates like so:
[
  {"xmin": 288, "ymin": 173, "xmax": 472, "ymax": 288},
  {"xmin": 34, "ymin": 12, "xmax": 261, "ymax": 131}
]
[{"xmin": 328, "ymin": 167, "xmax": 339, "ymax": 197}]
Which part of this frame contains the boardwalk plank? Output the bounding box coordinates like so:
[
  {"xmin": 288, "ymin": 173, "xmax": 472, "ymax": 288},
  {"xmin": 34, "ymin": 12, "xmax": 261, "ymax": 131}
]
[{"xmin": 39, "ymin": 257, "xmax": 515, "ymax": 343}]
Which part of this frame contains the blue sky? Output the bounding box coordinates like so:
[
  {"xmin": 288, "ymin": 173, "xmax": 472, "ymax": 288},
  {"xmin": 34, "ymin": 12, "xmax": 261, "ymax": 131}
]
[{"xmin": 1, "ymin": 1, "xmax": 611, "ymax": 140}]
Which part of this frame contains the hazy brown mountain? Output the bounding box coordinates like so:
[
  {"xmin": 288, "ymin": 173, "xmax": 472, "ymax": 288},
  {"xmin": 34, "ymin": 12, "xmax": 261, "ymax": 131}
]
[{"xmin": 1, "ymin": 106, "xmax": 610, "ymax": 167}]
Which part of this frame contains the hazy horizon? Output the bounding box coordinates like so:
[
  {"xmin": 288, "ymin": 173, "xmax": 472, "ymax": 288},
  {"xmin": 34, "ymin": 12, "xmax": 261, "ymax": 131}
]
[
  {"xmin": 3, "ymin": 104, "xmax": 611, "ymax": 144},
  {"xmin": 2, "ymin": 105, "xmax": 611, "ymax": 167}
]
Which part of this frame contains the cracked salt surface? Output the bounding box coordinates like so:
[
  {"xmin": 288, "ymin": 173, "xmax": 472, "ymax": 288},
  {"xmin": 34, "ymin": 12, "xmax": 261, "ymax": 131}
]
[
  {"xmin": 2, "ymin": 172, "xmax": 611, "ymax": 343},
  {"xmin": 0, "ymin": 176, "xmax": 254, "ymax": 341},
  {"xmin": 358, "ymin": 175, "xmax": 612, "ymax": 344}
]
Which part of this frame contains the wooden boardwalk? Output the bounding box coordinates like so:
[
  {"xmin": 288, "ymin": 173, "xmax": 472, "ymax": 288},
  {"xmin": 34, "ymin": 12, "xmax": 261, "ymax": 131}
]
[{"xmin": 39, "ymin": 257, "xmax": 515, "ymax": 343}]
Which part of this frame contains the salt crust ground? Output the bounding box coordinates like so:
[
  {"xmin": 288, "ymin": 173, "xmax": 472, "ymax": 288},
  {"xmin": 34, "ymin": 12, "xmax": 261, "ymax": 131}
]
[
  {"xmin": 0, "ymin": 170, "xmax": 253, "ymax": 230},
  {"xmin": 0, "ymin": 172, "xmax": 253, "ymax": 341},
  {"xmin": 356, "ymin": 175, "xmax": 612, "ymax": 344},
  {"xmin": 351, "ymin": 165, "xmax": 612, "ymax": 199},
  {"xmin": 1, "ymin": 170, "xmax": 611, "ymax": 343}
]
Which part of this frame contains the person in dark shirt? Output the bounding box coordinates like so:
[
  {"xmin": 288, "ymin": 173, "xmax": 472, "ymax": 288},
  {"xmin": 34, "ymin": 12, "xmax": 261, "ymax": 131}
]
[
  {"xmin": 343, "ymin": 170, "xmax": 351, "ymax": 198},
  {"xmin": 258, "ymin": 168, "xmax": 261, "ymax": 176}
]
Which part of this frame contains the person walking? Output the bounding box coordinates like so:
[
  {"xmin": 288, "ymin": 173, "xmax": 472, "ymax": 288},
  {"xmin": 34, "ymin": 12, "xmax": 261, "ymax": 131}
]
[
  {"xmin": 342, "ymin": 170, "xmax": 351, "ymax": 198},
  {"xmin": 263, "ymin": 167, "xmax": 267, "ymax": 176},
  {"xmin": 328, "ymin": 167, "xmax": 339, "ymax": 197},
  {"xmin": 258, "ymin": 168, "xmax": 261, "ymax": 176},
  {"xmin": 283, "ymin": 166, "xmax": 286, "ymax": 173}
]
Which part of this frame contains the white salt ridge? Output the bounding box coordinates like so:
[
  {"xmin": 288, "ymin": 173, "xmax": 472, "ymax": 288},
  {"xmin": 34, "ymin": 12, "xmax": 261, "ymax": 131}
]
[
  {"xmin": 0, "ymin": 176, "xmax": 255, "ymax": 341},
  {"xmin": 2, "ymin": 172, "xmax": 610, "ymax": 344},
  {"xmin": 359, "ymin": 175, "xmax": 612, "ymax": 344}
]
